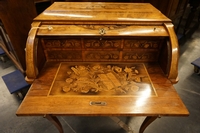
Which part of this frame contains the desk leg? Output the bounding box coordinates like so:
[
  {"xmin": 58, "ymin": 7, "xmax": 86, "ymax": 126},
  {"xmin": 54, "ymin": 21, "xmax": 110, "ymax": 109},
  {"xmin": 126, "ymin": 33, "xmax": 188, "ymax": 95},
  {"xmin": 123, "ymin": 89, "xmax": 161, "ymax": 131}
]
[
  {"xmin": 139, "ymin": 116, "xmax": 157, "ymax": 133},
  {"xmin": 44, "ymin": 114, "xmax": 64, "ymax": 133}
]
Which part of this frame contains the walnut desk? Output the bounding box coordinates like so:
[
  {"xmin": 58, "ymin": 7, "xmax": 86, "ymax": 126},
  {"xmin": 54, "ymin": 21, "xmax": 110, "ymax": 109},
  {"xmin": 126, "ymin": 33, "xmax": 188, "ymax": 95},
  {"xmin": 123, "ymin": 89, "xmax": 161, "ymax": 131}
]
[{"xmin": 16, "ymin": 2, "xmax": 189, "ymax": 133}]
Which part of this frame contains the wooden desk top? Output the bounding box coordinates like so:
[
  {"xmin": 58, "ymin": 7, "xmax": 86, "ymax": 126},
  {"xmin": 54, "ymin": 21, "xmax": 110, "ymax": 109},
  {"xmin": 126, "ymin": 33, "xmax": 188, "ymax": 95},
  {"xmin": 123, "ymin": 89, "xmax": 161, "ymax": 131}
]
[
  {"xmin": 16, "ymin": 62, "xmax": 189, "ymax": 116},
  {"xmin": 34, "ymin": 2, "xmax": 171, "ymax": 23}
]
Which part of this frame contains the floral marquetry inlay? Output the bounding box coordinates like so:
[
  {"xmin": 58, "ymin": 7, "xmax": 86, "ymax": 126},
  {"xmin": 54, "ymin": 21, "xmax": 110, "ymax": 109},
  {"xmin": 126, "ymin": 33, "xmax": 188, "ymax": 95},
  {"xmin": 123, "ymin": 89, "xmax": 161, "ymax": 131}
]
[
  {"xmin": 43, "ymin": 39, "xmax": 81, "ymax": 48},
  {"xmin": 124, "ymin": 40, "xmax": 160, "ymax": 49},
  {"xmin": 84, "ymin": 39, "xmax": 121, "ymax": 49},
  {"xmin": 46, "ymin": 50, "xmax": 82, "ymax": 61},
  {"xmin": 85, "ymin": 51, "xmax": 119, "ymax": 61},
  {"xmin": 49, "ymin": 63, "xmax": 156, "ymax": 96},
  {"xmin": 123, "ymin": 52, "xmax": 158, "ymax": 61},
  {"xmin": 42, "ymin": 38, "xmax": 161, "ymax": 62}
]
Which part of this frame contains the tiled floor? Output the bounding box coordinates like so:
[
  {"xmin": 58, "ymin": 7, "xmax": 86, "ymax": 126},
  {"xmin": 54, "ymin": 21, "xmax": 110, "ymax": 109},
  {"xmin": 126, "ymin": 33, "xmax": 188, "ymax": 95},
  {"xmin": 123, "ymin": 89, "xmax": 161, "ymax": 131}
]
[{"xmin": 0, "ymin": 27, "xmax": 200, "ymax": 133}]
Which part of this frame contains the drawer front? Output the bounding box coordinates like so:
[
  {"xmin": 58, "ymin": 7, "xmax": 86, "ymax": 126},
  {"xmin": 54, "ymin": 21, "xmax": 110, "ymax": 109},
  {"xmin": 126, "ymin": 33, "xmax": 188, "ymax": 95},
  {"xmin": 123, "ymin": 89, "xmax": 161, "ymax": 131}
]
[
  {"xmin": 41, "ymin": 37, "xmax": 164, "ymax": 62},
  {"xmin": 84, "ymin": 51, "xmax": 120, "ymax": 61},
  {"xmin": 123, "ymin": 50, "xmax": 159, "ymax": 62},
  {"xmin": 43, "ymin": 39, "xmax": 82, "ymax": 48},
  {"xmin": 122, "ymin": 39, "xmax": 162, "ymax": 62},
  {"xmin": 84, "ymin": 38, "xmax": 121, "ymax": 49},
  {"xmin": 45, "ymin": 50, "xmax": 82, "ymax": 61},
  {"xmin": 124, "ymin": 39, "xmax": 161, "ymax": 49}
]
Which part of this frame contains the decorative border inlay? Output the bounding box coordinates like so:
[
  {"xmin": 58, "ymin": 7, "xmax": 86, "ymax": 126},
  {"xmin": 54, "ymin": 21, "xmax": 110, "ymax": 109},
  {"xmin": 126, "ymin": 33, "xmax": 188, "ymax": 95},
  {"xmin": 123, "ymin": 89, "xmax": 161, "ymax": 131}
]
[{"xmin": 77, "ymin": 25, "xmax": 128, "ymax": 31}]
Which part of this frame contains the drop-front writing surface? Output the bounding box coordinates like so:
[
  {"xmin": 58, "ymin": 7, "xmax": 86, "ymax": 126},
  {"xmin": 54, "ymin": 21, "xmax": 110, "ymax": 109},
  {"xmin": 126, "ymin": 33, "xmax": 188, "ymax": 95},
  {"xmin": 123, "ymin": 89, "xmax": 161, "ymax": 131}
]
[
  {"xmin": 49, "ymin": 63, "xmax": 157, "ymax": 96},
  {"xmin": 17, "ymin": 62, "xmax": 188, "ymax": 116},
  {"xmin": 16, "ymin": 2, "xmax": 188, "ymax": 133}
]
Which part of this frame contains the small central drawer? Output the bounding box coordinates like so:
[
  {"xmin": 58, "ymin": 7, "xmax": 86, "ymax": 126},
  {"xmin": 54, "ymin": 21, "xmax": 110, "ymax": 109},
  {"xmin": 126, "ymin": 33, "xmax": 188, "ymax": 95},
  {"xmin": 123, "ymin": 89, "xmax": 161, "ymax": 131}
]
[{"xmin": 83, "ymin": 38, "xmax": 121, "ymax": 50}]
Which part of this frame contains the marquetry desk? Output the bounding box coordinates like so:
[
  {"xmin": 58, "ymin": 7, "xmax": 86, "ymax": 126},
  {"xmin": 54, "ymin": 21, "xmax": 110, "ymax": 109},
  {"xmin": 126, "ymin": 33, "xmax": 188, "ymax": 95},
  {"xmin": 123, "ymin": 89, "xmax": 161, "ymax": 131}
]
[{"xmin": 16, "ymin": 2, "xmax": 189, "ymax": 133}]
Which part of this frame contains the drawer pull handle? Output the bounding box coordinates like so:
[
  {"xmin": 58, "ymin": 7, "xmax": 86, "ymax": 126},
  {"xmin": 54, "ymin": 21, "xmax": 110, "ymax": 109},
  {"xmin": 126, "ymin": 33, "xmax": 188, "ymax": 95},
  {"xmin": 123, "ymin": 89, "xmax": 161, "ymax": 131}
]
[{"xmin": 90, "ymin": 101, "xmax": 107, "ymax": 106}]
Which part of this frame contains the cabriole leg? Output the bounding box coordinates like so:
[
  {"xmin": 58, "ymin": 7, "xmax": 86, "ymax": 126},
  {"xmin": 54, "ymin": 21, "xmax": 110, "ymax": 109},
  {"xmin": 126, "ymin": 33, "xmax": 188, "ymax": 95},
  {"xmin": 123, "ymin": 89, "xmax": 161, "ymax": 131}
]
[
  {"xmin": 44, "ymin": 114, "xmax": 64, "ymax": 133},
  {"xmin": 139, "ymin": 116, "xmax": 158, "ymax": 133}
]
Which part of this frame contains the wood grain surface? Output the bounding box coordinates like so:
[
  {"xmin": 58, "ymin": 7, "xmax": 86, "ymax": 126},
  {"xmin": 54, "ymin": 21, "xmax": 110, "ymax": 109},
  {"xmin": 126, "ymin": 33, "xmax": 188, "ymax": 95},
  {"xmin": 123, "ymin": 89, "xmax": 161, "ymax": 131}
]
[
  {"xmin": 17, "ymin": 62, "xmax": 188, "ymax": 116},
  {"xmin": 17, "ymin": 2, "xmax": 188, "ymax": 119}
]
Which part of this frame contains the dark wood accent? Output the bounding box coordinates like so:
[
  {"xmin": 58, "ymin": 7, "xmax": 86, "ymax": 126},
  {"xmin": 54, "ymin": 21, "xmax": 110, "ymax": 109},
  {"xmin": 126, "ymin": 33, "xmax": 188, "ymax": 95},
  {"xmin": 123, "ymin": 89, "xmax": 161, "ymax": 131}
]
[
  {"xmin": 183, "ymin": 0, "xmax": 200, "ymax": 35},
  {"xmin": 0, "ymin": 0, "xmax": 37, "ymax": 71},
  {"xmin": 139, "ymin": 116, "xmax": 158, "ymax": 133},
  {"xmin": 44, "ymin": 114, "xmax": 64, "ymax": 133}
]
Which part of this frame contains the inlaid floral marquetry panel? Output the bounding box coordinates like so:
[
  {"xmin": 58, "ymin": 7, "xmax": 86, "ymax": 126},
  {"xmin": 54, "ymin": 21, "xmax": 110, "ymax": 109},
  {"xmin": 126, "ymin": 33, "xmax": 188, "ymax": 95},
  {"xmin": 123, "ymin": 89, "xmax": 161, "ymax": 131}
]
[
  {"xmin": 46, "ymin": 50, "xmax": 82, "ymax": 61},
  {"xmin": 49, "ymin": 63, "xmax": 157, "ymax": 96},
  {"xmin": 42, "ymin": 37, "xmax": 162, "ymax": 62},
  {"xmin": 124, "ymin": 40, "xmax": 160, "ymax": 49},
  {"xmin": 43, "ymin": 39, "xmax": 82, "ymax": 48},
  {"xmin": 123, "ymin": 51, "xmax": 159, "ymax": 61},
  {"xmin": 84, "ymin": 39, "xmax": 121, "ymax": 49},
  {"xmin": 85, "ymin": 51, "xmax": 120, "ymax": 61}
]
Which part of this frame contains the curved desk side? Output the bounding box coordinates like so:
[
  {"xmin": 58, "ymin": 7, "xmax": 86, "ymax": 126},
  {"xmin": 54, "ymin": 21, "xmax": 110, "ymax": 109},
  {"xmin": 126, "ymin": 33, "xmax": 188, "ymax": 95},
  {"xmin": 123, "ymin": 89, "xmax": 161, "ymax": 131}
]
[
  {"xmin": 25, "ymin": 22, "xmax": 41, "ymax": 84},
  {"xmin": 164, "ymin": 23, "xmax": 179, "ymax": 84}
]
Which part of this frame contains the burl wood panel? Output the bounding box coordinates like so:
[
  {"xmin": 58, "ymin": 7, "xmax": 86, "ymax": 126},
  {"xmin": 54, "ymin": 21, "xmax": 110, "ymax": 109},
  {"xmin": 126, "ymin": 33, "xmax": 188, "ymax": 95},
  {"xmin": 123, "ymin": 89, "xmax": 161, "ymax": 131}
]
[{"xmin": 0, "ymin": 0, "xmax": 37, "ymax": 70}]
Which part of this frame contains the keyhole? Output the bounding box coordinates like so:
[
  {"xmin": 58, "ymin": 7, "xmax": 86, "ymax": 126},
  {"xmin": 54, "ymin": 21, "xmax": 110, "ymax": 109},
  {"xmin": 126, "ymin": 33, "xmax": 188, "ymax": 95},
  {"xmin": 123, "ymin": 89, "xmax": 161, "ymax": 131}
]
[
  {"xmin": 99, "ymin": 28, "xmax": 106, "ymax": 35},
  {"xmin": 99, "ymin": 28, "xmax": 106, "ymax": 40}
]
